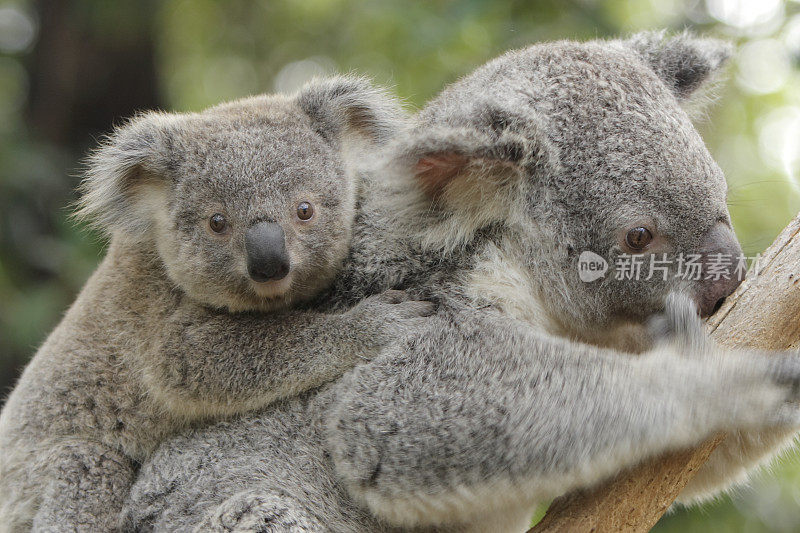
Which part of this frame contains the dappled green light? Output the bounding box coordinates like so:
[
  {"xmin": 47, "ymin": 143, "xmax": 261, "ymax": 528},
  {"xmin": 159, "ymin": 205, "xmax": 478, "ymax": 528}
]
[
  {"xmin": 707, "ymin": 0, "xmax": 785, "ymax": 34},
  {"xmin": 736, "ymin": 38, "xmax": 792, "ymax": 93},
  {"xmin": 273, "ymin": 56, "xmax": 336, "ymax": 93},
  {"xmin": 757, "ymin": 106, "xmax": 800, "ymax": 190},
  {"xmin": 0, "ymin": 5, "xmax": 36, "ymax": 53},
  {"xmin": 0, "ymin": 57, "xmax": 28, "ymax": 126}
]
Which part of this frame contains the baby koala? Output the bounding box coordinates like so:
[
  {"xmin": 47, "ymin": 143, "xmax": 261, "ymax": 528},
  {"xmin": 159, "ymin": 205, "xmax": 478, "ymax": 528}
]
[{"xmin": 0, "ymin": 77, "xmax": 431, "ymax": 531}]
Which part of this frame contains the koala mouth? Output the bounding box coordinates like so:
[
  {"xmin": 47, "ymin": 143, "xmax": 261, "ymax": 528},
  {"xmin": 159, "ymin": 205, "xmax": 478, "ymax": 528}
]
[{"xmin": 250, "ymin": 274, "xmax": 294, "ymax": 300}]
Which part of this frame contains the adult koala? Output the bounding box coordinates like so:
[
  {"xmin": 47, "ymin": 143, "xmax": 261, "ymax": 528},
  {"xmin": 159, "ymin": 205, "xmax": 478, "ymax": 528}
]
[{"xmin": 124, "ymin": 33, "xmax": 800, "ymax": 532}]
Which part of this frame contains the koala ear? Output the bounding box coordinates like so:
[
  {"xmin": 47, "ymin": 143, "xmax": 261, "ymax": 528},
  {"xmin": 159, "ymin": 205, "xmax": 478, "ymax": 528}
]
[
  {"xmin": 398, "ymin": 106, "xmax": 555, "ymax": 206},
  {"xmin": 404, "ymin": 127, "xmax": 530, "ymax": 201},
  {"xmin": 296, "ymin": 76, "xmax": 406, "ymax": 147},
  {"xmin": 624, "ymin": 31, "xmax": 733, "ymax": 101},
  {"xmin": 75, "ymin": 112, "xmax": 177, "ymax": 237}
]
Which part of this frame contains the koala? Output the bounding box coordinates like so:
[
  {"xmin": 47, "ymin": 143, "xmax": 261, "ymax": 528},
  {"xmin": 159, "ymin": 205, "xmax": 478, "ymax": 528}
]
[
  {"xmin": 123, "ymin": 32, "xmax": 800, "ymax": 532},
  {"xmin": 0, "ymin": 77, "xmax": 435, "ymax": 531}
]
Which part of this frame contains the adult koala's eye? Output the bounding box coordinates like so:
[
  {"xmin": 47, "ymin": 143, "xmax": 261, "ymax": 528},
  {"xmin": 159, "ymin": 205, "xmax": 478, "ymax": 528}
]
[
  {"xmin": 209, "ymin": 213, "xmax": 229, "ymax": 234},
  {"xmin": 625, "ymin": 227, "xmax": 653, "ymax": 251},
  {"xmin": 296, "ymin": 201, "xmax": 314, "ymax": 221}
]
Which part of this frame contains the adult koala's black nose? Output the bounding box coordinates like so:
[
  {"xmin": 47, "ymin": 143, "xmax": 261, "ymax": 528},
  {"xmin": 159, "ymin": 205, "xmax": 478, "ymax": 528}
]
[
  {"xmin": 695, "ymin": 222, "xmax": 744, "ymax": 318},
  {"xmin": 245, "ymin": 222, "xmax": 290, "ymax": 282}
]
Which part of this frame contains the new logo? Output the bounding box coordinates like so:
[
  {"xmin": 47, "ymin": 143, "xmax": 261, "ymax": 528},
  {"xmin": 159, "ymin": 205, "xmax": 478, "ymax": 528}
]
[{"xmin": 578, "ymin": 251, "xmax": 608, "ymax": 282}]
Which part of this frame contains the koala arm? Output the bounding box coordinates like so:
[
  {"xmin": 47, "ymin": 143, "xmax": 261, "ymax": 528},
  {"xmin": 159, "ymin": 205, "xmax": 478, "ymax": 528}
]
[
  {"xmin": 145, "ymin": 291, "xmax": 433, "ymax": 419},
  {"xmin": 32, "ymin": 440, "xmax": 136, "ymax": 532},
  {"xmin": 325, "ymin": 302, "xmax": 800, "ymax": 528}
]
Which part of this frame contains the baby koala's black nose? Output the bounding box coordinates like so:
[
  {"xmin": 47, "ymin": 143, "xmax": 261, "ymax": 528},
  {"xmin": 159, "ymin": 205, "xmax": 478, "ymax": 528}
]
[{"xmin": 245, "ymin": 221, "xmax": 290, "ymax": 282}]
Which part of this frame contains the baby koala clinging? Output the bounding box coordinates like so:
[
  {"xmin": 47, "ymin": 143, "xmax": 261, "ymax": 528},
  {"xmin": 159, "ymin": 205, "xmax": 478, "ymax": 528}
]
[
  {"xmin": 84, "ymin": 77, "xmax": 384, "ymax": 313},
  {"xmin": 0, "ymin": 76, "xmax": 432, "ymax": 532}
]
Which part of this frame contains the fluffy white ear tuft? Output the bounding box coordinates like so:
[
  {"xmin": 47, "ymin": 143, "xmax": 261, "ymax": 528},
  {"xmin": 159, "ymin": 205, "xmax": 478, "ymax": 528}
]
[
  {"xmin": 295, "ymin": 76, "xmax": 407, "ymax": 147},
  {"xmin": 396, "ymin": 121, "xmax": 552, "ymax": 206},
  {"xmin": 74, "ymin": 112, "xmax": 178, "ymax": 238}
]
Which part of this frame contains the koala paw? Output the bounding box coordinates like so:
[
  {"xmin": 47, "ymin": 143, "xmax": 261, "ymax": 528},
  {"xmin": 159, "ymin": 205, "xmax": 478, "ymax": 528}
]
[
  {"xmin": 198, "ymin": 489, "xmax": 321, "ymax": 532},
  {"xmin": 648, "ymin": 300, "xmax": 800, "ymax": 432},
  {"xmin": 647, "ymin": 291, "xmax": 708, "ymax": 355},
  {"xmin": 700, "ymin": 350, "xmax": 800, "ymax": 431},
  {"xmin": 349, "ymin": 290, "xmax": 436, "ymax": 355},
  {"xmin": 360, "ymin": 289, "xmax": 437, "ymax": 318}
]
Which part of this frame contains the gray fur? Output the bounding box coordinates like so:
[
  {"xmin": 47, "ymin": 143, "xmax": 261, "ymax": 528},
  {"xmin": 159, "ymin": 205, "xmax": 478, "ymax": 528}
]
[
  {"xmin": 123, "ymin": 32, "xmax": 800, "ymax": 532},
  {"xmin": 0, "ymin": 77, "xmax": 435, "ymax": 531},
  {"xmin": 88, "ymin": 33, "xmax": 800, "ymax": 531}
]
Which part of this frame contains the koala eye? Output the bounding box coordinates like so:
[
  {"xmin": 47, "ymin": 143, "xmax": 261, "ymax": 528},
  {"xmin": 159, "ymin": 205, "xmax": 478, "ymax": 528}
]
[
  {"xmin": 625, "ymin": 227, "xmax": 653, "ymax": 251},
  {"xmin": 209, "ymin": 213, "xmax": 229, "ymax": 234},
  {"xmin": 296, "ymin": 201, "xmax": 314, "ymax": 221}
]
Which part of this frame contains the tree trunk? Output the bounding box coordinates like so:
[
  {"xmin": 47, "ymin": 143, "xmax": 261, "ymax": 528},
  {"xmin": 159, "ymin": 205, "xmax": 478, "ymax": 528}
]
[{"xmin": 531, "ymin": 213, "xmax": 800, "ymax": 533}]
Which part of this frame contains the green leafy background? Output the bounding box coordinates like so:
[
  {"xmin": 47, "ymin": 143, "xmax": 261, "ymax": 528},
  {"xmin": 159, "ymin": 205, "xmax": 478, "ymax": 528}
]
[{"xmin": 1, "ymin": 1, "xmax": 799, "ymax": 530}]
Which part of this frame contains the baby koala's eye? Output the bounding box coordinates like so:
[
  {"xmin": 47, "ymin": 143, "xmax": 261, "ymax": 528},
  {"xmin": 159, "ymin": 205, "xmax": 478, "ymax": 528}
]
[
  {"xmin": 625, "ymin": 226, "xmax": 653, "ymax": 251},
  {"xmin": 209, "ymin": 213, "xmax": 229, "ymax": 234},
  {"xmin": 296, "ymin": 201, "xmax": 314, "ymax": 221}
]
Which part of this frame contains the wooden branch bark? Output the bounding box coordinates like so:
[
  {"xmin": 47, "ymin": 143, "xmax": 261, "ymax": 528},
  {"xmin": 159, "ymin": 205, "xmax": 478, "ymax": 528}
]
[{"xmin": 531, "ymin": 213, "xmax": 800, "ymax": 533}]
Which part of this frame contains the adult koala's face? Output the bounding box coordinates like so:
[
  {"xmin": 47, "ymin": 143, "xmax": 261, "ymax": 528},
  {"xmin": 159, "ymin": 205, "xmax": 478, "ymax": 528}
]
[
  {"xmin": 400, "ymin": 32, "xmax": 741, "ymax": 339},
  {"xmin": 77, "ymin": 77, "xmax": 404, "ymax": 311}
]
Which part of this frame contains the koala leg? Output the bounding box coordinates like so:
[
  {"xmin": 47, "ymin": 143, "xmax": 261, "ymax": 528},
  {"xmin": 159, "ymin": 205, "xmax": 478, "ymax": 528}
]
[
  {"xmin": 197, "ymin": 488, "xmax": 324, "ymax": 533},
  {"xmin": 676, "ymin": 427, "xmax": 799, "ymax": 503},
  {"xmin": 32, "ymin": 440, "xmax": 135, "ymax": 532}
]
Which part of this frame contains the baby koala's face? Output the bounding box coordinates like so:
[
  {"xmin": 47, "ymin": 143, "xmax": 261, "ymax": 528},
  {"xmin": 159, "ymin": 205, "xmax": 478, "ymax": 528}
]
[
  {"xmin": 152, "ymin": 97, "xmax": 357, "ymax": 312},
  {"xmin": 77, "ymin": 77, "xmax": 404, "ymax": 312}
]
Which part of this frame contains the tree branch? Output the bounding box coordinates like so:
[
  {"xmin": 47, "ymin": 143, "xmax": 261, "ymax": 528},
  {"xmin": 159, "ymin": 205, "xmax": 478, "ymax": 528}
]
[{"xmin": 531, "ymin": 213, "xmax": 800, "ymax": 532}]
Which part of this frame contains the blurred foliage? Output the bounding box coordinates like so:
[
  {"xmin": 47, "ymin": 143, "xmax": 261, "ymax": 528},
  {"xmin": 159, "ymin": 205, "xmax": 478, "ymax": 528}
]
[{"xmin": 1, "ymin": 0, "xmax": 799, "ymax": 530}]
